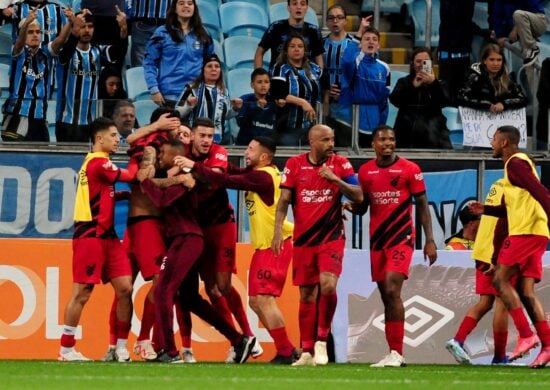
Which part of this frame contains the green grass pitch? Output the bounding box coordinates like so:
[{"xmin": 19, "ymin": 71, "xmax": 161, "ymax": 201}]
[{"xmin": 1, "ymin": 361, "xmax": 550, "ymax": 389}]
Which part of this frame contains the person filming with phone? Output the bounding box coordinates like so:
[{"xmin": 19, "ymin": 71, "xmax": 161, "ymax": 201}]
[{"xmin": 389, "ymin": 47, "xmax": 452, "ymax": 149}]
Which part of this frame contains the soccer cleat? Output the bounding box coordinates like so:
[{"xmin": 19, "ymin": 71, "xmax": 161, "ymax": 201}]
[
  {"xmin": 270, "ymin": 349, "xmax": 300, "ymax": 365},
  {"xmin": 156, "ymin": 350, "xmax": 183, "ymax": 363},
  {"xmin": 445, "ymin": 339, "xmax": 471, "ymax": 364},
  {"xmin": 225, "ymin": 346, "xmax": 236, "ymax": 363},
  {"xmin": 491, "ymin": 355, "xmax": 509, "ymax": 365},
  {"xmin": 523, "ymin": 47, "xmax": 540, "ymax": 66},
  {"xmin": 370, "ymin": 350, "xmax": 406, "ymax": 367},
  {"xmin": 58, "ymin": 349, "xmax": 92, "ymax": 362},
  {"xmin": 134, "ymin": 340, "xmax": 157, "ymax": 361},
  {"xmin": 529, "ymin": 346, "xmax": 550, "ymax": 368},
  {"xmin": 291, "ymin": 352, "xmax": 316, "ymax": 366},
  {"xmin": 100, "ymin": 346, "xmax": 116, "ymax": 362},
  {"xmin": 509, "ymin": 334, "xmax": 540, "ymax": 361},
  {"xmin": 251, "ymin": 340, "xmax": 264, "ymax": 358},
  {"xmin": 233, "ymin": 335, "xmax": 256, "ymax": 364},
  {"xmin": 114, "ymin": 347, "xmax": 131, "ymax": 362},
  {"xmin": 181, "ymin": 348, "xmax": 197, "ymax": 363},
  {"xmin": 314, "ymin": 341, "xmax": 328, "ymax": 365}
]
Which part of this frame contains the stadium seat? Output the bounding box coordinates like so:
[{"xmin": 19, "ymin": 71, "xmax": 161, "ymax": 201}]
[
  {"xmin": 71, "ymin": 0, "xmax": 81, "ymax": 11},
  {"xmin": 443, "ymin": 106, "xmax": 463, "ymax": 149},
  {"xmin": 449, "ymin": 129, "xmax": 464, "ymax": 149},
  {"xmin": 197, "ymin": 0, "xmax": 223, "ymax": 42},
  {"xmin": 227, "ymin": 68, "xmax": 253, "ymax": 99},
  {"xmin": 133, "ymin": 100, "xmax": 159, "ymax": 129},
  {"xmin": 125, "ymin": 66, "xmax": 149, "ymax": 101},
  {"xmin": 407, "ymin": 0, "xmax": 440, "ymax": 47},
  {"xmin": 0, "ymin": 63, "xmax": 9, "ymax": 98},
  {"xmin": 213, "ymin": 39, "xmax": 224, "ymax": 63},
  {"xmin": 0, "ymin": 30, "xmax": 11, "ymax": 65},
  {"xmin": 386, "ymin": 102, "xmax": 398, "ymax": 127},
  {"xmin": 223, "ymin": 36, "xmax": 269, "ymax": 69},
  {"xmin": 269, "ymin": 2, "xmax": 318, "ymax": 26},
  {"xmin": 361, "ymin": 0, "xmax": 406, "ymax": 14},
  {"xmin": 223, "ymin": 0, "xmax": 270, "ymax": 13},
  {"xmin": 220, "ymin": 2, "xmax": 269, "ymax": 39},
  {"xmin": 390, "ymin": 70, "xmax": 408, "ymax": 91}
]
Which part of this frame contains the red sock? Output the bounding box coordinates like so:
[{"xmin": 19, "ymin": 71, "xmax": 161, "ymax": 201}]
[
  {"xmin": 176, "ymin": 306, "xmax": 193, "ymax": 348},
  {"xmin": 268, "ymin": 326, "xmax": 294, "ymax": 357},
  {"xmin": 493, "ymin": 331, "xmax": 508, "ymax": 359},
  {"xmin": 115, "ymin": 320, "xmax": 131, "ymax": 340},
  {"xmin": 455, "ymin": 316, "xmax": 478, "ymax": 344},
  {"xmin": 317, "ymin": 293, "xmax": 337, "ymax": 341},
  {"xmin": 385, "ymin": 321, "xmax": 404, "ymax": 355},
  {"xmin": 534, "ymin": 321, "xmax": 550, "ymax": 347},
  {"xmin": 299, "ymin": 301, "xmax": 317, "ymax": 353},
  {"xmin": 212, "ymin": 295, "xmax": 235, "ymax": 328},
  {"xmin": 138, "ymin": 297, "xmax": 156, "ymax": 341},
  {"xmin": 509, "ymin": 307, "xmax": 534, "ymax": 338},
  {"xmin": 225, "ymin": 287, "xmax": 253, "ymax": 336},
  {"xmin": 109, "ymin": 297, "xmax": 118, "ymax": 345},
  {"xmin": 60, "ymin": 334, "xmax": 76, "ymax": 348}
]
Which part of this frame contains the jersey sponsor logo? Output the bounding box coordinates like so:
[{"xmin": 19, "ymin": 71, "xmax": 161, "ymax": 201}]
[
  {"xmin": 414, "ymin": 173, "xmax": 424, "ymax": 181},
  {"xmin": 215, "ymin": 153, "xmax": 227, "ymax": 162},
  {"xmin": 300, "ymin": 188, "xmax": 334, "ymax": 203},
  {"xmin": 342, "ymin": 161, "xmax": 352, "ymax": 170},
  {"xmin": 390, "ymin": 175, "xmax": 400, "ymax": 188},
  {"xmin": 371, "ymin": 190, "xmax": 401, "ymax": 205},
  {"xmin": 22, "ymin": 65, "xmax": 45, "ymax": 79},
  {"xmin": 102, "ymin": 161, "xmax": 117, "ymax": 171},
  {"xmin": 245, "ymin": 199, "xmax": 255, "ymax": 216}
]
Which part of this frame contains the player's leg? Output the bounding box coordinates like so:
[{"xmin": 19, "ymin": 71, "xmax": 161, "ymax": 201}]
[
  {"xmin": 492, "ymin": 297, "xmax": 509, "ymax": 364},
  {"xmin": 292, "ymin": 284, "xmax": 318, "ymax": 366},
  {"xmin": 109, "ymin": 275, "xmax": 133, "ymax": 362},
  {"xmin": 175, "ymin": 304, "xmax": 196, "ymax": 363}
]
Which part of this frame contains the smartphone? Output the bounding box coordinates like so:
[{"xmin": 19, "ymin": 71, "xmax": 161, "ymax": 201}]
[{"xmin": 422, "ymin": 59, "xmax": 432, "ymax": 74}]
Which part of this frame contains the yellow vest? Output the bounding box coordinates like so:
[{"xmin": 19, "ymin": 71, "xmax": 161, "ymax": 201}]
[
  {"xmin": 73, "ymin": 152, "xmax": 109, "ymax": 222},
  {"xmin": 503, "ymin": 153, "xmax": 549, "ymax": 237},
  {"xmin": 246, "ymin": 166, "xmax": 293, "ymax": 249},
  {"xmin": 471, "ymin": 179, "xmax": 504, "ymax": 264}
]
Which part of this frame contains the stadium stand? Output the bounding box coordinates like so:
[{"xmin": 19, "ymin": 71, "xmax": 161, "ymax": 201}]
[{"xmin": 219, "ymin": 2, "xmax": 269, "ymax": 39}]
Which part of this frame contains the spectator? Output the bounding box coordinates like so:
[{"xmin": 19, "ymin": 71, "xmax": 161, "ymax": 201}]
[
  {"xmin": 112, "ymin": 100, "xmax": 137, "ymax": 143},
  {"xmin": 491, "ymin": 0, "xmax": 548, "ymax": 66},
  {"xmin": 389, "ymin": 47, "xmax": 452, "ymax": 149},
  {"xmin": 255, "ymin": 0, "xmax": 324, "ymax": 71},
  {"xmin": 444, "ymin": 206, "xmax": 481, "ymax": 250},
  {"xmin": 270, "ymin": 33, "xmax": 321, "ymax": 146},
  {"xmin": 98, "ymin": 66, "xmax": 127, "ymax": 118},
  {"xmin": 1, "ymin": 9, "xmax": 72, "ymax": 142},
  {"xmin": 143, "ymin": 0, "xmax": 213, "ymax": 107},
  {"xmin": 340, "ymin": 25, "xmax": 390, "ymax": 148},
  {"xmin": 55, "ymin": 7, "xmax": 128, "ymax": 142},
  {"xmin": 236, "ymin": 68, "xmax": 278, "ymax": 145},
  {"xmin": 176, "ymin": 54, "xmax": 241, "ymax": 145},
  {"xmin": 81, "ymin": 0, "xmax": 129, "ymax": 46},
  {"xmin": 457, "ymin": 43, "xmax": 527, "ymax": 114}
]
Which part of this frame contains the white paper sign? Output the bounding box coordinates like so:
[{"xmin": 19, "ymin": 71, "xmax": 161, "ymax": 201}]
[{"xmin": 458, "ymin": 107, "xmax": 527, "ymax": 148}]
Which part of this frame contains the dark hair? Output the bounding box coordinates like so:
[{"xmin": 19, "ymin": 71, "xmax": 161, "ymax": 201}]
[
  {"xmin": 362, "ymin": 26, "xmax": 380, "ymax": 39},
  {"xmin": 372, "ymin": 124, "xmax": 395, "ymax": 139},
  {"xmin": 253, "ymin": 136, "xmax": 276, "ymax": 156},
  {"xmin": 276, "ymin": 33, "xmax": 314, "ymax": 79},
  {"xmin": 165, "ymin": 136, "xmax": 187, "ymax": 150},
  {"xmin": 287, "ymin": 0, "xmax": 308, "ymax": 4},
  {"xmin": 326, "ymin": 4, "xmax": 346, "ymax": 18},
  {"xmin": 150, "ymin": 107, "xmax": 180, "ymax": 123},
  {"xmin": 89, "ymin": 117, "xmax": 116, "ymax": 143},
  {"xmin": 112, "ymin": 100, "xmax": 135, "ymax": 117},
  {"xmin": 497, "ymin": 125, "xmax": 520, "ymax": 146},
  {"xmin": 77, "ymin": 11, "xmax": 94, "ymax": 25},
  {"xmin": 98, "ymin": 67, "xmax": 127, "ymax": 99},
  {"xmin": 166, "ymin": 0, "xmax": 211, "ymax": 45},
  {"xmin": 190, "ymin": 53, "xmax": 225, "ymax": 90},
  {"xmin": 192, "ymin": 117, "xmax": 215, "ymax": 130},
  {"xmin": 251, "ymin": 67, "xmax": 269, "ymax": 82},
  {"xmin": 410, "ymin": 47, "xmax": 432, "ymax": 75}
]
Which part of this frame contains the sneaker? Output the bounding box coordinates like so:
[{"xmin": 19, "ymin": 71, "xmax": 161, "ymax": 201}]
[
  {"xmin": 225, "ymin": 346, "xmax": 236, "ymax": 364},
  {"xmin": 58, "ymin": 349, "xmax": 92, "ymax": 362},
  {"xmin": 114, "ymin": 347, "xmax": 131, "ymax": 362},
  {"xmin": 314, "ymin": 341, "xmax": 328, "ymax": 365},
  {"xmin": 529, "ymin": 346, "xmax": 550, "ymax": 368},
  {"xmin": 291, "ymin": 351, "xmax": 316, "ymax": 366},
  {"xmin": 491, "ymin": 355, "xmax": 509, "ymax": 365},
  {"xmin": 156, "ymin": 350, "xmax": 183, "ymax": 363},
  {"xmin": 445, "ymin": 339, "xmax": 471, "ymax": 364},
  {"xmin": 271, "ymin": 349, "xmax": 300, "ymax": 365},
  {"xmin": 181, "ymin": 348, "xmax": 197, "ymax": 363},
  {"xmin": 370, "ymin": 350, "xmax": 406, "ymax": 367},
  {"xmin": 251, "ymin": 341, "xmax": 264, "ymax": 358},
  {"xmin": 523, "ymin": 46, "xmax": 540, "ymax": 66},
  {"xmin": 233, "ymin": 336, "xmax": 256, "ymax": 364},
  {"xmin": 100, "ymin": 346, "xmax": 116, "ymax": 362},
  {"xmin": 509, "ymin": 334, "xmax": 540, "ymax": 361},
  {"xmin": 134, "ymin": 340, "xmax": 157, "ymax": 361}
]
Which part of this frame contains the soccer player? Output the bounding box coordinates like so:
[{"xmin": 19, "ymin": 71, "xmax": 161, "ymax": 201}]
[
  {"xmin": 352, "ymin": 125, "xmax": 438, "ymax": 367},
  {"xmin": 470, "ymin": 125, "xmax": 550, "ymax": 368},
  {"xmin": 182, "ymin": 117, "xmax": 261, "ymax": 361},
  {"xmin": 445, "ymin": 179, "xmax": 510, "ymax": 365},
  {"xmin": 272, "ymin": 124, "xmax": 363, "ymax": 366},
  {"xmin": 58, "ymin": 117, "xmax": 135, "ymax": 362},
  {"xmin": 175, "ymin": 136, "xmax": 298, "ymax": 364}
]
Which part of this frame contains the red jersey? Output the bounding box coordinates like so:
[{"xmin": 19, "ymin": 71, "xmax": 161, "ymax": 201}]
[
  {"xmin": 187, "ymin": 143, "xmax": 235, "ymax": 226},
  {"xmin": 73, "ymin": 153, "xmax": 122, "ymax": 239},
  {"xmin": 358, "ymin": 156, "xmax": 426, "ymax": 250},
  {"xmin": 127, "ymin": 132, "xmax": 170, "ymax": 163},
  {"xmin": 281, "ymin": 153, "xmax": 355, "ymax": 247}
]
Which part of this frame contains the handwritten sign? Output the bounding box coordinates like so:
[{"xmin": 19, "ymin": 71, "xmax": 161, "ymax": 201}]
[{"xmin": 458, "ymin": 107, "xmax": 527, "ymax": 148}]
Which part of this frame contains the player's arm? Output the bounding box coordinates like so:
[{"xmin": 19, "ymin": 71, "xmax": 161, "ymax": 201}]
[
  {"xmin": 415, "ymin": 192, "xmax": 437, "ymax": 265},
  {"xmin": 318, "ymin": 165, "xmax": 363, "ymax": 203},
  {"xmin": 139, "ymin": 176, "xmax": 191, "ymax": 208},
  {"xmin": 126, "ymin": 113, "xmax": 180, "ymax": 145},
  {"xmin": 272, "ymin": 187, "xmax": 292, "ymax": 256},
  {"xmin": 193, "ymin": 163, "xmax": 272, "ymax": 194},
  {"xmin": 344, "ymin": 195, "xmax": 369, "ymax": 215}
]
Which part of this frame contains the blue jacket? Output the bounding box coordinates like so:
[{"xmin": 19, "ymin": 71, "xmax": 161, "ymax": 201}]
[
  {"xmin": 143, "ymin": 26, "xmax": 213, "ymax": 100},
  {"xmin": 340, "ymin": 40, "xmax": 390, "ymax": 134},
  {"xmin": 491, "ymin": 0, "xmax": 546, "ymax": 38}
]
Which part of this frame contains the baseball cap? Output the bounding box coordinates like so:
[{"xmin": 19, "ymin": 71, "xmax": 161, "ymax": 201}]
[
  {"xmin": 203, "ymin": 53, "xmax": 222, "ymax": 67},
  {"xmin": 459, "ymin": 206, "xmax": 481, "ymax": 225}
]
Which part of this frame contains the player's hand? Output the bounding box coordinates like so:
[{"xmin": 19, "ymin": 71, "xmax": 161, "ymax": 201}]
[
  {"xmin": 178, "ymin": 173, "xmax": 196, "ymax": 189},
  {"xmin": 166, "ymin": 165, "xmax": 180, "ymax": 177},
  {"xmin": 483, "ymin": 263, "xmax": 496, "ymax": 275},
  {"xmin": 468, "ymin": 201, "xmax": 484, "ymax": 215},
  {"xmin": 271, "ymin": 231, "xmax": 284, "ymax": 256},
  {"xmin": 155, "ymin": 112, "xmax": 180, "ymax": 132},
  {"xmin": 319, "ymin": 164, "xmax": 338, "ymax": 183},
  {"xmin": 423, "ymin": 240, "xmax": 437, "ymax": 266},
  {"xmin": 174, "ymin": 155, "xmax": 195, "ymax": 172},
  {"xmin": 137, "ymin": 165, "xmax": 155, "ymax": 182}
]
